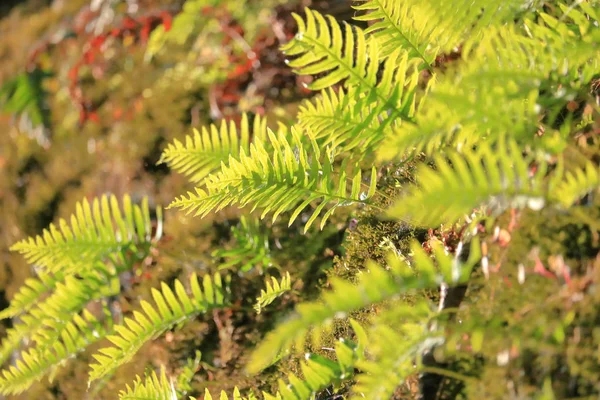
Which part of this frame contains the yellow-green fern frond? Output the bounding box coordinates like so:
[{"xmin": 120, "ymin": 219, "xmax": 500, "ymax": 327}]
[
  {"xmin": 0, "ymin": 266, "xmax": 116, "ymax": 365},
  {"xmin": 352, "ymin": 0, "xmax": 525, "ymax": 67},
  {"xmin": 10, "ymin": 195, "xmax": 161, "ymax": 275},
  {"xmin": 0, "ymin": 271, "xmax": 64, "ymax": 319},
  {"xmin": 265, "ymin": 337, "xmax": 363, "ymax": 400},
  {"xmin": 168, "ymin": 130, "xmax": 377, "ymax": 232},
  {"xmin": 176, "ymin": 350, "xmax": 202, "ymax": 398},
  {"xmin": 159, "ymin": 114, "xmax": 267, "ymax": 184},
  {"xmin": 282, "ymin": 8, "xmax": 419, "ymax": 124},
  {"xmin": 254, "ymin": 272, "xmax": 292, "ymax": 314},
  {"xmin": 212, "ymin": 216, "xmax": 274, "ymax": 272},
  {"xmin": 89, "ymin": 272, "xmax": 229, "ymax": 382},
  {"xmin": 387, "ymin": 140, "xmax": 550, "ymax": 227},
  {"xmin": 352, "ymin": 301, "xmax": 434, "ymax": 399},
  {"xmin": 0, "ymin": 308, "xmax": 109, "ymax": 395},
  {"xmin": 248, "ymin": 239, "xmax": 481, "ymax": 372},
  {"xmin": 552, "ymin": 163, "xmax": 599, "ymax": 207},
  {"xmin": 298, "ymin": 88, "xmax": 387, "ymax": 157},
  {"xmin": 119, "ymin": 368, "xmax": 177, "ymax": 400}
]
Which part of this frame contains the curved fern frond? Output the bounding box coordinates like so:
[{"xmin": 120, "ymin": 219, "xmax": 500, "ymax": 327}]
[
  {"xmin": 201, "ymin": 387, "xmax": 245, "ymax": 400},
  {"xmin": 213, "ymin": 216, "xmax": 274, "ymax": 272},
  {"xmin": 254, "ymin": 272, "xmax": 292, "ymax": 314},
  {"xmin": 168, "ymin": 130, "xmax": 377, "ymax": 232},
  {"xmin": 119, "ymin": 368, "xmax": 177, "ymax": 400},
  {"xmin": 248, "ymin": 239, "xmax": 481, "ymax": 373},
  {"xmin": 386, "ymin": 139, "xmax": 551, "ymax": 226},
  {"xmin": 552, "ymin": 163, "xmax": 599, "ymax": 207},
  {"xmin": 0, "ymin": 271, "xmax": 64, "ymax": 319},
  {"xmin": 159, "ymin": 114, "xmax": 267, "ymax": 184},
  {"xmin": 0, "ymin": 308, "xmax": 109, "ymax": 395},
  {"xmin": 264, "ymin": 337, "xmax": 363, "ymax": 400},
  {"xmin": 176, "ymin": 350, "xmax": 202, "ymax": 398},
  {"xmin": 297, "ymin": 88, "xmax": 387, "ymax": 157},
  {"xmin": 282, "ymin": 8, "xmax": 419, "ymax": 124},
  {"xmin": 10, "ymin": 195, "xmax": 161, "ymax": 275},
  {"xmin": 352, "ymin": 0, "xmax": 525, "ymax": 67},
  {"xmin": 351, "ymin": 301, "xmax": 434, "ymax": 400},
  {"xmin": 89, "ymin": 272, "xmax": 229, "ymax": 383},
  {"xmin": 0, "ymin": 266, "xmax": 116, "ymax": 365}
]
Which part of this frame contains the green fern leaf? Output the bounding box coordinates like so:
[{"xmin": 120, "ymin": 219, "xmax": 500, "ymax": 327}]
[
  {"xmin": 352, "ymin": 0, "xmax": 525, "ymax": 68},
  {"xmin": 89, "ymin": 272, "xmax": 228, "ymax": 383},
  {"xmin": 0, "ymin": 265, "xmax": 116, "ymax": 365},
  {"xmin": 552, "ymin": 163, "xmax": 599, "ymax": 207},
  {"xmin": 0, "ymin": 271, "xmax": 64, "ymax": 320},
  {"xmin": 254, "ymin": 272, "xmax": 292, "ymax": 314},
  {"xmin": 387, "ymin": 139, "xmax": 552, "ymax": 226},
  {"xmin": 213, "ymin": 216, "xmax": 274, "ymax": 272},
  {"xmin": 264, "ymin": 338, "xmax": 363, "ymax": 400},
  {"xmin": 168, "ymin": 130, "xmax": 377, "ymax": 232},
  {"xmin": 297, "ymin": 88, "xmax": 388, "ymax": 157},
  {"xmin": 248, "ymin": 239, "xmax": 481, "ymax": 372},
  {"xmin": 0, "ymin": 308, "xmax": 109, "ymax": 395},
  {"xmin": 10, "ymin": 195, "xmax": 161, "ymax": 275},
  {"xmin": 159, "ymin": 114, "xmax": 267, "ymax": 183},
  {"xmin": 282, "ymin": 8, "xmax": 419, "ymax": 125},
  {"xmin": 119, "ymin": 368, "xmax": 177, "ymax": 400},
  {"xmin": 352, "ymin": 302, "xmax": 434, "ymax": 399}
]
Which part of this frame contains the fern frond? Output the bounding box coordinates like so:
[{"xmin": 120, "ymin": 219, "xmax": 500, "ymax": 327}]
[
  {"xmin": 254, "ymin": 272, "xmax": 292, "ymax": 314},
  {"xmin": 352, "ymin": 0, "xmax": 525, "ymax": 67},
  {"xmin": 160, "ymin": 114, "xmax": 267, "ymax": 184},
  {"xmin": 168, "ymin": 130, "xmax": 377, "ymax": 232},
  {"xmin": 352, "ymin": 301, "xmax": 434, "ymax": 399},
  {"xmin": 0, "ymin": 309, "xmax": 109, "ymax": 395},
  {"xmin": 387, "ymin": 139, "xmax": 551, "ymax": 226},
  {"xmin": 213, "ymin": 216, "xmax": 274, "ymax": 272},
  {"xmin": 89, "ymin": 272, "xmax": 228, "ymax": 382},
  {"xmin": 176, "ymin": 350, "xmax": 202, "ymax": 397},
  {"xmin": 10, "ymin": 195, "xmax": 161, "ymax": 275},
  {"xmin": 0, "ymin": 271, "xmax": 64, "ymax": 319},
  {"xmin": 264, "ymin": 337, "xmax": 363, "ymax": 400},
  {"xmin": 282, "ymin": 8, "xmax": 419, "ymax": 124},
  {"xmin": 0, "ymin": 266, "xmax": 116, "ymax": 365},
  {"xmin": 119, "ymin": 368, "xmax": 177, "ymax": 400},
  {"xmin": 297, "ymin": 88, "xmax": 387, "ymax": 157},
  {"xmin": 248, "ymin": 239, "xmax": 481, "ymax": 372},
  {"xmin": 552, "ymin": 163, "xmax": 599, "ymax": 207}
]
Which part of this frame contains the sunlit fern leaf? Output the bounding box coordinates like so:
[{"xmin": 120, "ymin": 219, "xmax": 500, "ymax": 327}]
[
  {"xmin": 552, "ymin": 163, "xmax": 599, "ymax": 208},
  {"xmin": 352, "ymin": 0, "xmax": 526, "ymax": 68},
  {"xmin": 351, "ymin": 301, "xmax": 434, "ymax": 400},
  {"xmin": 297, "ymin": 88, "xmax": 388, "ymax": 157},
  {"xmin": 247, "ymin": 239, "xmax": 481, "ymax": 373},
  {"xmin": 176, "ymin": 350, "xmax": 202, "ymax": 398},
  {"xmin": 0, "ymin": 308, "xmax": 109, "ymax": 395},
  {"xmin": 168, "ymin": 129, "xmax": 377, "ymax": 233},
  {"xmin": 89, "ymin": 272, "xmax": 229, "ymax": 382},
  {"xmin": 212, "ymin": 216, "xmax": 274, "ymax": 272},
  {"xmin": 0, "ymin": 265, "xmax": 117, "ymax": 365},
  {"xmin": 0, "ymin": 271, "xmax": 64, "ymax": 320},
  {"xmin": 10, "ymin": 195, "xmax": 161, "ymax": 275},
  {"xmin": 264, "ymin": 338, "xmax": 362, "ymax": 400},
  {"xmin": 387, "ymin": 139, "xmax": 551, "ymax": 227},
  {"xmin": 159, "ymin": 114, "xmax": 267, "ymax": 184},
  {"xmin": 378, "ymin": 19, "xmax": 600, "ymax": 160},
  {"xmin": 282, "ymin": 8, "xmax": 419, "ymax": 125},
  {"xmin": 119, "ymin": 368, "xmax": 177, "ymax": 400},
  {"xmin": 254, "ymin": 272, "xmax": 292, "ymax": 314}
]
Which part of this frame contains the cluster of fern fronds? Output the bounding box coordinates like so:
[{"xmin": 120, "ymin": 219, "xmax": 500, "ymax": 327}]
[{"xmin": 1, "ymin": 0, "xmax": 600, "ymax": 398}]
